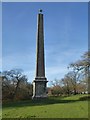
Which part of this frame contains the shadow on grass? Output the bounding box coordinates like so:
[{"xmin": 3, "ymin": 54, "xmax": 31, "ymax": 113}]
[{"xmin": 2, "ymin": 95, "xmax": 89, "ymax": 108}]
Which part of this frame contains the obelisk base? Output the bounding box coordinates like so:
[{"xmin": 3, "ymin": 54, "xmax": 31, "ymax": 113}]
[{"xmin": 32, "ymin": 78, "xmax": 48, "ymax": 99}]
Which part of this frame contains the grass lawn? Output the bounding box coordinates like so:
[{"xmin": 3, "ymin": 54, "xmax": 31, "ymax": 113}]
[{"xmin": 2, "ymin": 94, "xmax": 89, "ymax": 118}]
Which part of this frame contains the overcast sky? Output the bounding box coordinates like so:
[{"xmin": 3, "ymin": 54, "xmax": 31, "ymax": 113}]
[{"xmin": 2, "ymin": 2, "xmax": 88, "ymax": 86}]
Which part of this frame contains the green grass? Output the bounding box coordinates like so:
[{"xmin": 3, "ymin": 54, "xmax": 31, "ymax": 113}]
[{"xmin": 2, "ymin": 94, "xmax": 89, "ymax": 118}]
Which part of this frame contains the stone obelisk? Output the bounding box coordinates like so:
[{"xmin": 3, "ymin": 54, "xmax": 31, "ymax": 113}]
[{"xmin": 32, "ymin": 10, "xmax": 48, "ymax": 98}]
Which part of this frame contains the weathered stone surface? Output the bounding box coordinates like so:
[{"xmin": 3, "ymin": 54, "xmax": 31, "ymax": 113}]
[
  {"xmin": 32, "ymin": 10, "xmax": 48, "ymax": 99},
  {"xmin": 32, "ymin": 80, "xmax": 47, "ymax": 98}
]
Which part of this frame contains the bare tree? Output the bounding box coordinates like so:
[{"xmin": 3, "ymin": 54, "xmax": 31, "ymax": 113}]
[
  {"xmin": 2, "ymin": 69, "xmax": 32, "ymax": 100},
  {"xmin": 68, "ymin": 51, "xmax": 90, "ymax": 93}
]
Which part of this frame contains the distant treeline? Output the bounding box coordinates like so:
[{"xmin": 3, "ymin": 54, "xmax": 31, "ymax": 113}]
[{"xmin": 48, "ymin": 51, "xmax": 90, "ymax": 96}]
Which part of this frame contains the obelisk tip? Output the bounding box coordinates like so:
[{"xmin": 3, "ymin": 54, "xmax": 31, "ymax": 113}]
[{"xmin": 39, "ymin": 9, "xmax": 43, "ymax": 13}]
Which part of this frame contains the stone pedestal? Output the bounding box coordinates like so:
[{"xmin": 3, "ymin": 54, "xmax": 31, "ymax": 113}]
[{"xmin": 32, "ymin": 78, "xmax": 48, "ymax": 98}]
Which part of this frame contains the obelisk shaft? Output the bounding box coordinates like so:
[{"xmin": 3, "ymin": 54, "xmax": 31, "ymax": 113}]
[{"xmin": 36, "ymin": 13, "xmax": 45, "ymax": 78}]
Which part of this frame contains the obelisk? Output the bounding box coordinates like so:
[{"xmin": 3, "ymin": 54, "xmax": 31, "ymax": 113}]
[{"xmin": 32, "ymin": 10, "xmax": 48, "ymax": 98}]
